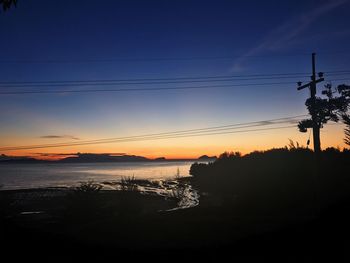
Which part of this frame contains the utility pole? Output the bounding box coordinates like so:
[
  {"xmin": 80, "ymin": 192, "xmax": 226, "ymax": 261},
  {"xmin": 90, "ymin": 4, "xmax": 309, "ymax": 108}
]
[{"xmin": 297, "ymin": 53, "xmax": 324, "ymax": 154}]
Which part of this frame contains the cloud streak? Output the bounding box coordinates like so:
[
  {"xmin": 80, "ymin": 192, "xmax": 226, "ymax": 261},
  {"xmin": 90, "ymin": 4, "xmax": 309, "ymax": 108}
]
[
  {"xmin": 231, "ymin": 0, "xmax": 349, "ymax": 72},
  {"xmin": 40, "ymin": 135, "xmax": 80, "ymax": 140},
  {"xmin": 35, "ymin": 152, "xmax": 126, "ymax": 156}
]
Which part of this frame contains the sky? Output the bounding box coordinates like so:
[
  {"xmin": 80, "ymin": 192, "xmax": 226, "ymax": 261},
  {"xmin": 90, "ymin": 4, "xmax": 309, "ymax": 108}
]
[{"xmin": 0, "ymin": 0, "xmax": 350, "ymax": 159}]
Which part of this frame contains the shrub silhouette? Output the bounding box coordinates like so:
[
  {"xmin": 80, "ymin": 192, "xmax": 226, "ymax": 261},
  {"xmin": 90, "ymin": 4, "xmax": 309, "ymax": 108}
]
[
  {"xmin": 64, "ymin": 181, "xmax": 104, "ymax": 222},
  {"xmin": 120, "ymin": 176, "xmax": 138, "ymax": 192},
  {"xmin": 190, "ymin": 147, "xmax": 350, "ymax": 217},
  {"xmin": 74, "ymin": 181, "xmax": 102, "ymax": 194},
  {"xmin": 344, "ymin": 114, "xmax": 350, "ymax": 146},
  {"xmin": 0, "ymin": 0, "xmax": 17, "ymax": 11}
]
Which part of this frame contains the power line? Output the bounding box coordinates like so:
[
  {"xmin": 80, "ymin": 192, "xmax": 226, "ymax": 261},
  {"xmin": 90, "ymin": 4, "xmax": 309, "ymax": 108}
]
[
  {"xmin": 1, "ymin": 70, "xmax": 349, "ymax": 86},
  {"xmin": 0, "ymin": 76, "xmax": 313, "ymax": 88},
  {"xmin": 0, "ymin": 55, "xmax": 313, "ymax": 64},
  {"xmin": 324, "ymin": 77, "xmax": 350, "ymax": 82},
  {"xmin": 1, "ymin": 73, "xmax": 349, "ymax": 89},
  {"xmin": 0, "ymin": 115, "xmax": 306, "ymax": 151},
  {"xmin": 0, "ymin": 81, "xmax": 298, "ymax": 95},
  {"xmin": 1, "ymin": 117, "xmax": 305, "ymax": 149},
  {"xmin": 0, "ymin": 126, "xmax": 298, "ymax": 151},
  {"xmin": 0, "ymin": 116, "xmax": 306, "ymax": 150},
  {"xmin": 0, "ymin": 73, "xmax": 314, "ymax": 85},
  {"xmin": 0, "ymin": 78, "xmax": 348, "ymax": 95},
  {"xmin": 2, "ymin": 115, "xmax": 342, "ymax": 152}
]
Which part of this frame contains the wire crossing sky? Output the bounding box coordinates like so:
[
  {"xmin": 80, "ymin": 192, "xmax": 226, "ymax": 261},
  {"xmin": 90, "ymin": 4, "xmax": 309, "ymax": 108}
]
[
  {"xmin": 0, "ymin": 0, "xmax": 350, "ymax": 158},
  {"xmin": 0, "ymin": 115, "xmax": 308, "ymax": 151}
]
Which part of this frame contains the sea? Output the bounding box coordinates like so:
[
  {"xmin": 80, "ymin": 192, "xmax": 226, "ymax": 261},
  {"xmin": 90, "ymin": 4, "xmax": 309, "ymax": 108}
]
[{"xmin": 0, "ymin": 161, "xmax": 194, "ymax": 190}]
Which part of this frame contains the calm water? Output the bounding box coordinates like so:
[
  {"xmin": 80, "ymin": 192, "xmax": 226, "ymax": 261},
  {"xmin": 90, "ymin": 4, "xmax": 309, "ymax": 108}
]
[{"xmin": 0, "ymin": 161, "xmax": 194, "ymax": 190}]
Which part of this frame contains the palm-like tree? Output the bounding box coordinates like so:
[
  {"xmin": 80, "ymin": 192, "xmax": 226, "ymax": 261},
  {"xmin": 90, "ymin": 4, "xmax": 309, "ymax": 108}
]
[{"xmin": 343, "ymin": 114, "xmax": 350, "ymax": 146}]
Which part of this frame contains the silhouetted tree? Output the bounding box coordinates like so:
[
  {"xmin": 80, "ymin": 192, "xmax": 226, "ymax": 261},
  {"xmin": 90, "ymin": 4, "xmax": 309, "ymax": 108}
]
[
  {"xmin": 343, "ymin": 114, "xmax": 350, "ymax": 146},
  {"xmin": 338, "ymin": 85, "xmax": 350, "ymax": 146},
  {"xmin": 218, "ymin": 151, "xmax": 241, "ymax": 159},
  {"xmin": 0, "ymin": 0, "xmax": 17, "ymax": 11},
  {"xmin": 298, "ymin": 84, "xmax": 350, "ymax": 144}
]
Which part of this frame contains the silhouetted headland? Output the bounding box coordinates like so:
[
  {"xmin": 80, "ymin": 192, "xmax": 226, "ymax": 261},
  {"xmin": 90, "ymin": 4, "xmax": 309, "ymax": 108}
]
[{"xmin": 0, "ymin": 153, "xmax": 210, "ymax": 164}]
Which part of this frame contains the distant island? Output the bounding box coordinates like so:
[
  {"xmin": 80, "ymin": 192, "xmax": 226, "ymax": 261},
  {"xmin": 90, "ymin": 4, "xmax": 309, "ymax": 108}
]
[
  {"xmin": 0, "ymin": 153, "xmax": 216, "ymax": 163},
  {"xmin": 60, "ymin": 153, "xmax": 149, "ymax": 163},
  {"xmin": 197, "ymin": 155, "xmax": 217, "ymax": 161}
]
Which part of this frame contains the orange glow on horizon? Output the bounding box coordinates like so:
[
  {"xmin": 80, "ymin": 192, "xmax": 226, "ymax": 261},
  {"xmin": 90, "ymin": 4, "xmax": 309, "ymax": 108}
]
[{"xmin": 1, "ymin": 123, "xmax": 348, "ymax": 160}]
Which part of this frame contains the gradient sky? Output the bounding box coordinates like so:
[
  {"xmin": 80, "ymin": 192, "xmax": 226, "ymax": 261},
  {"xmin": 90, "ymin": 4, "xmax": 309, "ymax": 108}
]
[{"xmin": 1, "ymin": 0, "xmax": 350, "ymax": 159}]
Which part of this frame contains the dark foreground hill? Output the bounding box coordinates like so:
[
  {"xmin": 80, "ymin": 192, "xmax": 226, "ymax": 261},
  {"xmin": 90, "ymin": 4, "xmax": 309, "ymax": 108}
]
[{"xmin": 1, "ymin": 147, "xmax": 350, "ymax": 262}]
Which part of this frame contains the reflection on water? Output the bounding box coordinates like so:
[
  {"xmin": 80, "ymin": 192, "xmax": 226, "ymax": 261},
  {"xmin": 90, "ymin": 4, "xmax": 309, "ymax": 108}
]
[
  {"xmin": 164, "ymin": 182, "xmax": 200, "ymax": 211},
  {"xmin": 0, "ymin": 161, "xmax": 193, "ymax": 190},
  {"xmin": 103, "ymin": 179, "xmax": 200, "ymax": 210},
  {"xmin": 0, "ymin": 161, "xmax": 202, "ymax": 210}
]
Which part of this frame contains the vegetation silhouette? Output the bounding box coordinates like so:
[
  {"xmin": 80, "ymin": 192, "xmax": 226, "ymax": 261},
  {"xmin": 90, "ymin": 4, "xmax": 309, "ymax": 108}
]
[
  {"xmin": 0, "ymin": 0, "xmax": 17, "ymax": 11},
  {"xmin": 0, "ymin": 145, "xmax": 349, "ymax": 261},
  {"xmin": 190, "ymin": 145, "xmax": 350, "ymax": 217},
  {"xmin": 120, "ymin": 176, "xmax": 139, "ymax": 192},
  {"xmin": 298, "ymin": 83, "xmax": 350, "ymax": 138},
  {"xmin": 344, "ymin": 114, "xmax": 350, "ymax": 146}
]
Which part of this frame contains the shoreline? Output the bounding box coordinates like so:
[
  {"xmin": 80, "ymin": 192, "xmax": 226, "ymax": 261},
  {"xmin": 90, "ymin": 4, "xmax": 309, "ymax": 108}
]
[
  {"xmin": 2, "ymin": 186, "xmax": 349, "ymax": 261},
  {"xmin": 0, "ymin": 176, "xmax": 199, "ymax": 215},
  {"xmin": 0, "ymin": 161, "xmax": 196, "ymax": 191}
]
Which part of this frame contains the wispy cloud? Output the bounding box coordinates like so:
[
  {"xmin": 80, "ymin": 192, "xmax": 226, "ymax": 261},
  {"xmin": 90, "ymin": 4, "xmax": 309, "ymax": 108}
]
[
  {"xmin": 35, "ymin": 153, "xmax": 79, "ymax": 156},
  {"xmin": 34, "ymin": 152, "xmax": 126, "ymax": 157},
  {"xmin": 40, "ymin": 135, "xmax": 80, "ymax": 140},
  {"xmin": 231, "ymin": 0, "xmax": 349, "ymax": 72}
]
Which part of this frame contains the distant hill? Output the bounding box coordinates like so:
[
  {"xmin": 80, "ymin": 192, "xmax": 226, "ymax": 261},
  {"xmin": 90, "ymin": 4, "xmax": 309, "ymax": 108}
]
[
  {"xmin": 0, "ymin": 154, "xmax": 44, "ymax": 163},
  {"xmin": 0, "ymin": 153, "xmax": 216, "ymax": 164},
  {"xmin": 59, "ymin": 153, "xmax": 150, "ymax": 163},
  {"xmin": 154, "ymin": 157, "xmax": 166, "ymax": 161},
  {"xmin": 197, "ymin": 155, "xmax": 217, "ymax": 161}
]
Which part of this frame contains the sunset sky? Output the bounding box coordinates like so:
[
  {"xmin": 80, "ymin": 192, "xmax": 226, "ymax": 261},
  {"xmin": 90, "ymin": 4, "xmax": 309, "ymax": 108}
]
[{"xmin": 1, "ymin": 0, "xmax": 350, "ymax": 159}]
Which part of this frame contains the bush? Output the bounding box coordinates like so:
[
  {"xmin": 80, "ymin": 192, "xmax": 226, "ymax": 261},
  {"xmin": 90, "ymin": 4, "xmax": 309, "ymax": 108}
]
[
  {"xmin": 74, "ymin": 181, "xmax": 102, "ymax": 194},
  {"xmin": 120, "ymin": 176, "xmax": 138, "ymax": 192},
  {"xmin": 189, "ymin": 147, "xmax": 350, "ymax": 216}
]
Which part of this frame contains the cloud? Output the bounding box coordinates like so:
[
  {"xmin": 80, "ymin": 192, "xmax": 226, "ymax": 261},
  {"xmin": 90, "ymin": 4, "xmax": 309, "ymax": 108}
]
[
  {"xmin": 34, "ymin": 152, "xmax": 126, "ymax": 157},
  {"xmin": 40, "ymin": 135, "xmax": 80, "ymax": 140},
  {"xmin": 35, "ymin": 153, "xmax": 78, "ymax": 156},
  {"xmin": 231, "ymin": 0, "xmax": 349, "ymax": 72}
]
